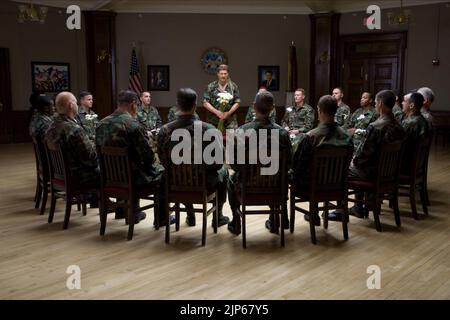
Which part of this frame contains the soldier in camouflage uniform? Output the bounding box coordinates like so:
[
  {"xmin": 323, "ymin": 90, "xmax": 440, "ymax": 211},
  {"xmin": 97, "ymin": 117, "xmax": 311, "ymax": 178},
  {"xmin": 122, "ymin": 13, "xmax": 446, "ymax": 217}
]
[
  {"xmin": 347, "ymin": 92, "xmax": 379, "ymax": 154},
  {"xmin": 332, "ymin": 88, "xmax": 351, "ymax": 129},
  {"xmin": 401, "ymin": 92, "xmax": 430, "ymax": 140},
  {"xmin": 400, "ymin": 92, "xmax": 431, "ymax": 174},
  {"xmin": 136, "ymin": 91, "xmax": 163, "ymax": 162},
  {"xmin": 167, "ymin": 105, "xmax": 200, "ymax": 123},
  {"xmin": 227, "ymin": 91, "xmax": 292, "ymax": 235},
  {"xmin": 77, "ymin": 91, "xmax": 99, "ymax": 141},
  {"xmin": 137, "ymin": 91, "xmax": 162, "ymax": 131},
  {"xmin": 158, "ymin": 88, "xmax": 230, "ymax": 228},
  {"xmin": 392, "ymin": 93, "xmax": 405, "ymax": 123},
  {"xmin": 96, "ymin": 90, "xmax": 168, "ymax": 225},
  {"xmin": 203, "ymin": 64, "xmax": 241, "ymax": 130},
  {"xmin": 418, "ymin": 87, "xmax": 435, "ymax": 128},
  {"xmin": 245, "ymin": 88, "xmax": 277, "ymax": 124},
  {"xmin": 348, "ymin": 90, "xmax": 405, "ymax": 218},
  {"xmin": 281, "ymin": 88, "xmax": 315, "ymax": 139},
  {"xmin": 245, "ymin": 105, "xmax": 277, "ymax": 124},
  {"xmin": 291, "ymin": 95, "xmax": 353, "ymax": 225},
  {"xmin": 29, "ymin": 96, "xmax": 54, "ymax": 141},
  {"xmin": 45, "ymin": 92, "xmax": 99, "ymax": 207}
]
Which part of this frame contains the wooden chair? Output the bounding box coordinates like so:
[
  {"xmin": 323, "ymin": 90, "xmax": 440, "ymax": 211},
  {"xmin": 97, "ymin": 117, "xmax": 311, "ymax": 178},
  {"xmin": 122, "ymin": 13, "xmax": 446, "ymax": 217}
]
[
  {"xmin": 238, "ymin": 152, "xmax": 289, "ymax": 248},
  {"xmin": 423, "ymin": 130, "xmax": 434, "ymax": 206},
  {"xmin": 97, "ymin": 146, "xmax": 160, "ymax": 241},
  {"xmin": 31, "ymin": 136, "xmax": 50, "ymax": 215},
  {"xmin": 398, "ymin": 137, "xmax": 431, "ymax": 219},
  {"xmin": 45, "ymin": 141, "xmax": 93, "ymax": 229},
  {"xmin": 348, "ymin": 141, "xmax": 403, "ymax": 232},
  {"xmin": 290, "ymin": 145, "xmax": 353, "ymax": 244},
  {"xmin": 164, "ymin": 158, "xmax": 219, "ymax": 247}
]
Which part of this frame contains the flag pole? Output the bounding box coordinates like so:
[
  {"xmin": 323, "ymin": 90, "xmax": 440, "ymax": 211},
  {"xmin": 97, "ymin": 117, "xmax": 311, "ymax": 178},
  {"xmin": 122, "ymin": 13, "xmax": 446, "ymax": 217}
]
[{"xmin": 286, "ymin": 41, "xmax": 298, "ymax": 107}]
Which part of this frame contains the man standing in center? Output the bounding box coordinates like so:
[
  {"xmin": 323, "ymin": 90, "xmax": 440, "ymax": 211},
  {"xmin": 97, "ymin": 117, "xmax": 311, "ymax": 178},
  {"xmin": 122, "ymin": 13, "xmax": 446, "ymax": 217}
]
[{"xmin": 203, "ymin": 64, "xmax": 241, "ymax": 130}]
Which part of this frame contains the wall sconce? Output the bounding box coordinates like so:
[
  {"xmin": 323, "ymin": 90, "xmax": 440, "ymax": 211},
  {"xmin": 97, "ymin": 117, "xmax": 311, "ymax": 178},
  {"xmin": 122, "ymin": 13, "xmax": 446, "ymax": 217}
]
[
  {"xmin": 318, "ymin": 51, "xmax": 329, "ymax": 64},
  {"xmin": 97, "ymin": 50, "xmax": 112, "ymax": 64},
  {"xmin": 18, "ymin": 4, "xmax": 48, "ymax": 24}
]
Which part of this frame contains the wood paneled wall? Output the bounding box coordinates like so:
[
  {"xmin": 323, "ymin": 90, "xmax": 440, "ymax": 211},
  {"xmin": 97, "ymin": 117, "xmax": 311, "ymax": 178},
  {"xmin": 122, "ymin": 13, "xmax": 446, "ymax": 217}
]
[
  {"xmin": 309, "ymin": 13, "xmax": 340, "ymax": 108},
  {"xmin": 85, "ymin": 11, "xmax": 117, "ymax": 119}
]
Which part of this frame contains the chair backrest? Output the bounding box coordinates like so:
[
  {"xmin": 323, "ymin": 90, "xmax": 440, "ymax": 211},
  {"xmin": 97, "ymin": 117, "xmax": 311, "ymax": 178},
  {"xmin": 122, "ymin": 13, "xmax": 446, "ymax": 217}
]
[
  {"xmin": 375, "ymin": 140, "xmax": 403, "ymax": 188},
  {"xmin": 413, "ymin": 137, "xmax": 431, "ymax": 178},
  {"xmin": 308, "ymin": 145, "xmax": 353, "ymax": 196},
  {"xmin": 97, "ymin": 146, "xmax": 133, "ymax": 190},
  {"xmin": 163, "ymin": 149, "xmax": 207, "ymax": 193},
  {"xmin": 45, "ymin": 141, "xmax": 70, "ymax": 190},
  {"xmin": 31, "ymin": 135, "xmax": 49, "ymax": 178},
  {"xmin": 241, "ymin": 149, "xmax": 289, "ymax": 201}
]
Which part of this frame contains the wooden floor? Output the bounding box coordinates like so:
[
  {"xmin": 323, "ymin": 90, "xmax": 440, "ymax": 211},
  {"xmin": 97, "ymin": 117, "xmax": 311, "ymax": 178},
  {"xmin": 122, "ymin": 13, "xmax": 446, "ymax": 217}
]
[{"xmin": 0, "ymin": 143, "xmax": 449, "ymax": 300}]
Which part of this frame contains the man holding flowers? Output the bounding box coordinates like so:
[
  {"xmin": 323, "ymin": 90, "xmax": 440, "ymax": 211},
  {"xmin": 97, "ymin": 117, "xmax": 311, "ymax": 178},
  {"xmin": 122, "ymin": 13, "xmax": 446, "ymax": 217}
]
[{"xmin": 203, "ymin": 64, "xmax": 241, "ymax": 132}]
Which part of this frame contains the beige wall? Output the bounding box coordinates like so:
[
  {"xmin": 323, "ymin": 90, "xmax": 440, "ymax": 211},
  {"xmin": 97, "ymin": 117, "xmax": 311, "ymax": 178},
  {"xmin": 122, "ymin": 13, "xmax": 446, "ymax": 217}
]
[
  {"xmin": 116, "ymin": 13, "xmax": 310, "ymax": 107},
  {"xmin": 340, "ymin": 3, "xmax": 450, "ymax": 111},
  {"xmin": 0, "ymin": 1, "xmax": 87, "ymax": 111}
]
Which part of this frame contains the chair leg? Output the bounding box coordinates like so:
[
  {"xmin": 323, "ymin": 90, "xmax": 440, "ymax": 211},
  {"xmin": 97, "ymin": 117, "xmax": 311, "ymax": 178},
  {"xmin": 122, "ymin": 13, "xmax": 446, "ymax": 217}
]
[
  {"xmin": 242, "ymin": 207, "xmax": 246, "ymax": 249},
  {"xmin": 48, "ymin": 191, "xmax": 57, "ymax": 223},
  {"xmin": 409, "ymin": 186, "xmax": 419, "ymax": 220},
  {"xmin": 424, "ymin": 176, "xmax": 430, "ymax": 206},
  {"xmin": 419, "ymin": 184, "xmax": 429, "ymax": 216},
  {"xmin": 82, "ymin": 202, "xmax": 87, "ymax": 216},
  {"xmin": 280, "ymin": 206, "xmax": 285, "ymax": 247},
  {"xmin": 342, "ymin": 200, "xmax": 349, "ymax": 240},
  {"xmin": 289, "ymin": 190, "xmax": 295, "ymax": 233},
  {"xmin": 77, "ymin": 201, "xmax": 81, "ymax": 212},
  {"xmin": 154, "ymin": 194, "xmax": 160, "ymax": 230},
  {"xmin": 175, "ymin": 203, "xmax": 180, "ymax": 232},
  {"xmin": 373, "ymin": 200, "xmax": 382, "ymax": 232},
  {"xmin": 35, "ymin": 182, "xmax": 42, "ymax": 209},
  {"xmin": 214, "ymin": 194, "xmax": 218, "ymax": 234},
  {"xmin": 39, "ymin": 183, "xmax": 48, "ymax": 216},
  {"xmin": 309, "ymin": 202, "xmax": 317, "ymax": 245},
  {"xmin": 63, "ymin": 197, "xmax": 72, "ymax": 230},
  {"xmin": 127, "ymin": 205, "xmax": 135, "ymax": 241},
  {"xmin": 323, "ymin": 201, "xmax": 329, "ymax": 230},
  {"xmin": 393, "ymin": 193, "xmax": 401, "ymax": 227},
  {"xmin": 34, "ymin": 179, "xmax": 39, "ymax": 203},
  {"xmin": 202, "ymin": 202, "xmax": 207, "ymax": 246},
  {"xmin": 99, "ymin": 196, "xmax": 107, "ymax": 236},
  {"xmin": 165, "ymin": 201, "xmax": 170, "ymax": 244}
]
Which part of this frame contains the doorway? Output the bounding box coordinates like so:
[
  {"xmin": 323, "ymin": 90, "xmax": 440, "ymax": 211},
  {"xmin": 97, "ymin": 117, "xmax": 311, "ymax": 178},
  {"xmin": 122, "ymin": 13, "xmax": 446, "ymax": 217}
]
[{"xmin": 338, "ymin": 32, "xmax": 407, "ymax": 110}]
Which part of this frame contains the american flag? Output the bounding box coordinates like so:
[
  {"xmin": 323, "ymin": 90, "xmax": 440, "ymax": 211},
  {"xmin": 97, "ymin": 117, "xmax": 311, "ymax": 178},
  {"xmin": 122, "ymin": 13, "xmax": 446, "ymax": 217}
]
[{"xmin": 129, "ymin": 48, "xmax": 143, "ymax": 94}]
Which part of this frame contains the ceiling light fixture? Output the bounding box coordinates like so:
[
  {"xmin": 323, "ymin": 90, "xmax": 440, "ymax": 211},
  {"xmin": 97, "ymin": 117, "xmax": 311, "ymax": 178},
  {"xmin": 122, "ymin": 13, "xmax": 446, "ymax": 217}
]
[
  {"xmin": 387, "ymin": 0, "xmax": 412, "ymax": 25},
  {"xmin": 18, "ymin": 3, "xmax": 48, "ymax": 24}
]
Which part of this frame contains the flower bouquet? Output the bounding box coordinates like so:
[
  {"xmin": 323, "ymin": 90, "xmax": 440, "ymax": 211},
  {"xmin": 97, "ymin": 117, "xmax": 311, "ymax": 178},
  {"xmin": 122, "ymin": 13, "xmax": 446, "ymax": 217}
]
[
  {"xmin": 216, "ymin": 92, "xmax": 233, "ymax": 133},
  {"xmin": 85, "ymin": 114, "xmax": 98, "ymax": 122}
]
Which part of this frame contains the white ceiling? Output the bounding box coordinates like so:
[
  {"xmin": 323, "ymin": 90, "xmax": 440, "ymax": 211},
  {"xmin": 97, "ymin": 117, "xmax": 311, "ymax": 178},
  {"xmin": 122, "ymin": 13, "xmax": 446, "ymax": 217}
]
[{"xmin": 9, "ymin": 0, "xmax": 450, "ymax": 14}]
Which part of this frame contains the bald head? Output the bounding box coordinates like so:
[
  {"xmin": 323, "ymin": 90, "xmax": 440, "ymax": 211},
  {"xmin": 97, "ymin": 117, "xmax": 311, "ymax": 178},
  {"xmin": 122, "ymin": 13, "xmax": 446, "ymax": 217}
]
[{"xmin": 55, "ymin": 92, "xmax": 78, "ymax": 118}]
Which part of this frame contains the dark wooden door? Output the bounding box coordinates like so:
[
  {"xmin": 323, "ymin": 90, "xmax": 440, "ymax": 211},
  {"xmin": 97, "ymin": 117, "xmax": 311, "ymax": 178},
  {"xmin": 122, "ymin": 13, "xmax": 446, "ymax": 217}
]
[
  {"xmin": 0, "ymin": 48, "xmax": 13, "ymax": 143},
  {"xmin": 342, "ymin": 58, "xmax": 368, "ymax": 110},
  {"xmin": 370, "ymin": 57, "xmax": 398, "ymax": 94},
  {"xmin": 339, "ymin": 32, "xmax": 407, "ymax": 111}
]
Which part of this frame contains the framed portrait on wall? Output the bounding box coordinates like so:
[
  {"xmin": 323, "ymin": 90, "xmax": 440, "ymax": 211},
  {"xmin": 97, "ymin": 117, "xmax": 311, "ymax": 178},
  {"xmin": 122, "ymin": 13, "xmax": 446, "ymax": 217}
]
[
  {"xmin": 148, "ymin": 65, "xmax": 170, "ymax": 91},
  {"xmin": 31, "ymin": 62, "xmax": 71, "ymax": 93},
  {"xmin": 258, "ymin": 65, "xmax": 280, "ymax": 91}
]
